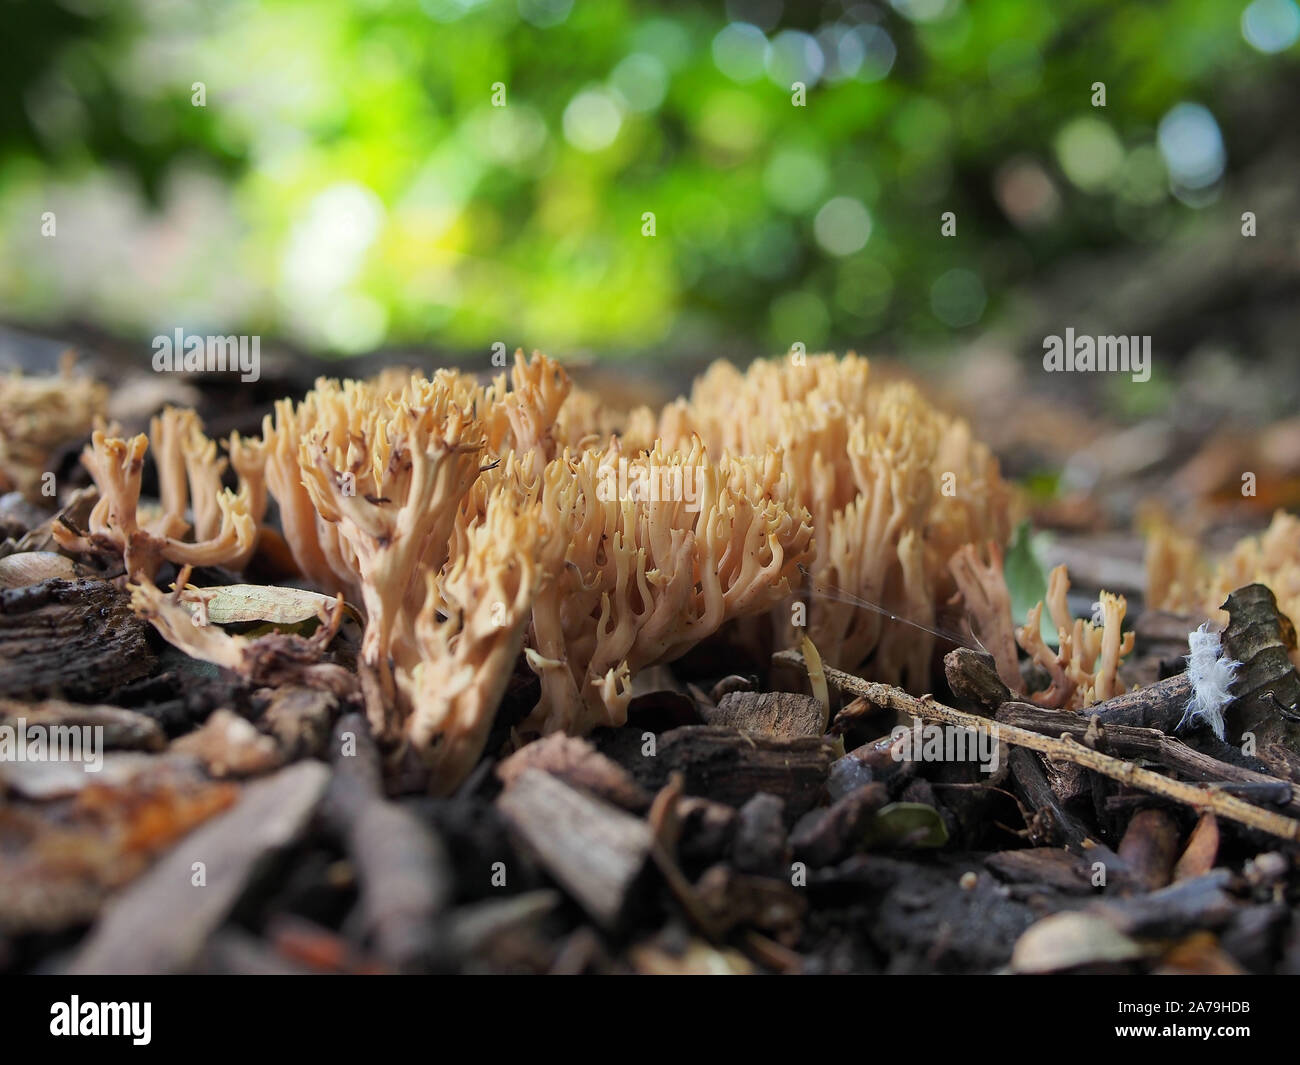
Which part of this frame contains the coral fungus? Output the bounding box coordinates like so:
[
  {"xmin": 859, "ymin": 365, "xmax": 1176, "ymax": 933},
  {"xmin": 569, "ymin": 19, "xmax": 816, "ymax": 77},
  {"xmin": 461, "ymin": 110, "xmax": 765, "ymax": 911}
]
[
  {"xmin": 653, "ymin": 353, "xmax": 1011, "ymax": 688},
  {"xmin": 1147, "ymin": 511, "xmax": 1300, "ymax": 667},
  {"xmin": 67, "ymin": 349, "xmax": 1011, "ymax": 791},
  {"xmin": 54, "ymin": 409, "xmax": 257, "ymax": 579}
]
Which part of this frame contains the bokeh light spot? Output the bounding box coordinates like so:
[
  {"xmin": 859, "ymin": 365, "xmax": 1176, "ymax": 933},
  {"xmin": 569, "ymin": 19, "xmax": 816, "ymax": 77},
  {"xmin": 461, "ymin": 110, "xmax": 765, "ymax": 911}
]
[
  {"xmin": 930, "ymin": 267, "xmax": 986, "ymax": 327},
  {"xmin": 1242, "ymin": 0, "xmax": 1300, "ymax": 52},
  {"xmin": 813, "ymin": 196, "xmax": 872, "ymax": 256},
  {"xmin": 610, "ymin": 53, "xmax": 669, "ymax": 113},
  {"xmin": 763, "ymin": 147, "xmax": 829, "ymax": 212},
  {"xmin": 712, "ymin": 22, "xmax": 769, "ymax": 83},
  {"xmin": 563, "ymin": 88, "xmax": 624, "ymax": 152},
  {"xmin": 1054, "ymin": 116, "xmax": 1125, "ymax": 192},
  {"xmin": 1157, "ymin": 102, "xmax": 1225, "ymax": 189}
]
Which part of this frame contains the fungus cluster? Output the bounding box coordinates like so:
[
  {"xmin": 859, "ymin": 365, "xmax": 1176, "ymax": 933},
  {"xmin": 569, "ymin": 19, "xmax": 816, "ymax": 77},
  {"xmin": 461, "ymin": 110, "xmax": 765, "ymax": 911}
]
[
  {"xmin": 53, "ymin": 408, "xmax": 259, "ymax": 579},
  {"xmin": 0, "ymin": 357, "xmax": 106, "ymax": 501},
  {"xmin": 1147, "ymin": 510, "xmax": 1300, "ymax": 666},
  {"xmin": 651, "ymin": 353, "xmax": 1011, "ymax": 688},
  {"xmin": 64, "ymin": 350, "xmax": 1018, "ymax": 791},
  {"xmin": 519, "ymin": 439, "xmax": 813, "ymax": 737},
  {"xmin": 1014, "ymin": 566, "xmax": 1133, "ymax": 709}
]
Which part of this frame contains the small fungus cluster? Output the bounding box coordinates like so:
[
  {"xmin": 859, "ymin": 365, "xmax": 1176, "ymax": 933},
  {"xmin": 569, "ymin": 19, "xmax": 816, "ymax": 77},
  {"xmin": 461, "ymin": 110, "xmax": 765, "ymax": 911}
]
[{"xmin": 1147, "ymin": 510, "xmax": 1300, "ymax": 666}]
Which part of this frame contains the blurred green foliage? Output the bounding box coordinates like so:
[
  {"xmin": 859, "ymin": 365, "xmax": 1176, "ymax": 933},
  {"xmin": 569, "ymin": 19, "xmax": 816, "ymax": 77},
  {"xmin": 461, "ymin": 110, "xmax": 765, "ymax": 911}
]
[{"xmin": 0, "ymin": 0, "xmax": 1296, "ymax": 357}]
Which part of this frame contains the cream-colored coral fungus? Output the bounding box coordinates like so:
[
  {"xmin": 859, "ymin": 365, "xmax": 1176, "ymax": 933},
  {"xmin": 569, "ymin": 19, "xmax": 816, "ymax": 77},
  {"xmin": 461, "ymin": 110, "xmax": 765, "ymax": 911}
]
[
  {"xmin": 1016, "ymin": 565, "xmax": 1134, "ymax": 709},
  {"xmin": 1147, "ymin": 511, "xmax": 1300, "ymax": 666},
  {"xmin": 294, "ymin": 375, "xmax": 487, "ymax": 682},
  {"xmin": 54, "ymin": 409, "xmax": 257, "ymax": 579},
  {"xmin": 0, "ymin": 355, "xmax": 106, "ymax": 501},
  {"xmin": 948, "ymin": 542, "xmax": 1023, "ymax": 691},
  {"xmin": 401, "ymin": 486, "xmax": 543, "ymax": 791},
  {"xmin": 521, "ymin": 438, "xmax": 814, "ymax": 736},
  {"xmin": 104, "ymin": 350, "xmax": 998, "ymax": 791},
  {"xmin": 655, "ymin": 353, "xmax": 1011, "ymax": 688},
  {"xmin": 948, "ymin": 549, "xmax": 1133, "ymax": 710}
]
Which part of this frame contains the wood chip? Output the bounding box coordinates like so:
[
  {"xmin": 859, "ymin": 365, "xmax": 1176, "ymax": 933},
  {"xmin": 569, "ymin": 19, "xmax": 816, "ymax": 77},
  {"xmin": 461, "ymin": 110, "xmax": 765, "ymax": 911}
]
[
  {"xmin": 707, "ymin": 690, "xmax": 827, "ymax": 739},
  {"xmin": 1117, "ymin": 807, "xmax": 1181, "ymax": 890},
  {"xmin": 67, "ymin": 761, "xmax": 330, "ymax": 974},
  {"xmin": 0, "ymin": 578, "xmax": 155, "ymax": 699},
  {"xmin": 497, "ymin": 768, "xmax": 653, "ymax": 931},
  {"xmin": 258, "ymin": 686, "xmax": 337, "ymax": 759},
  {"xmin": 651, "ymin": 726, "xmax": 838, "ymax": 822},
  {"xmin": 0, "ymin": 698, "xmax": 165, "ymax": 752},
  {"xmin": 1172, "ymin": 812, "xmax": 1220, "ymax": 881},
  {"xmin": 171, "ymin": 709, "xmax": 284, "ymax": 778},
  {"xmin": 497, "ymin": 733, "xmax": 651, "ymax": 811}
]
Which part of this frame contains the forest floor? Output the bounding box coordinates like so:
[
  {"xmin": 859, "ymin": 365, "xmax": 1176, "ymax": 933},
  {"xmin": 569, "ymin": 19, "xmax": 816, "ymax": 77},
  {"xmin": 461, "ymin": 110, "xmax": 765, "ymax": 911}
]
[{"xmin": 3, "ymin": 319, "xmax": 1300, "ymax": 975}]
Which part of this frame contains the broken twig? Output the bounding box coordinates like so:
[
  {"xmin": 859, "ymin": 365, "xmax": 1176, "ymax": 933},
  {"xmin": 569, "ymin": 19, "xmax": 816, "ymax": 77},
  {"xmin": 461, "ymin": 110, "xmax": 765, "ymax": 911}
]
[{"xmin": 774, "ymin": 650, "xmax": 1300, "ymax": 844}]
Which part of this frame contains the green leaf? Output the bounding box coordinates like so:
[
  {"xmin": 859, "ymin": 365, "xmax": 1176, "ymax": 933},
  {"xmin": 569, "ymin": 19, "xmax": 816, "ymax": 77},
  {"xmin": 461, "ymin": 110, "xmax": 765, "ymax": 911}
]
[
  {"xmin": 1003, "ymin": 519, "xmax": 1057, "ymax": 648},
  {"xmin": 862, "ymin": 802, "xmax": 949, "ymax": 849}
]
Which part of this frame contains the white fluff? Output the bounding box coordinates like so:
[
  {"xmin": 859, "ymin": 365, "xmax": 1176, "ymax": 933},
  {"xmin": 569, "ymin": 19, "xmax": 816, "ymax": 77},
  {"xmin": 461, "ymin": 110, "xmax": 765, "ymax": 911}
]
[{"xmin": 1177, "ymin": 623, "xmax": 1241, "ymax": 740}]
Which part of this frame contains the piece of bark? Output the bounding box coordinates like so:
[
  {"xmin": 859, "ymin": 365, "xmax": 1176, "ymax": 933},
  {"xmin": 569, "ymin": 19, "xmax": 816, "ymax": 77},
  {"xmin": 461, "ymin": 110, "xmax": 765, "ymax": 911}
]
[
  {"xmin": 1173, "ymin": 812, "xmax": 1220, "ymax": 881},
  {"xmin": 1044, "ymin": 758, "xmax": 1092, "ymax": 810},
  {"xmin": 0, "ymin": 578, "xmax": 155, "ymax": 699},
  {"xmin": 342, "ymin": 793, "xmax": 451, "ymax": 970},
  {"xmin": 790, "ymin": 782, "xmax": 889, "ymax": 867},
  {"xmin": 497, "ymin": 768, "xmax": 653, "ymax": 931},
  {"xmin": 1091, "ymin": 870, "xmax": 1238, "ymax": 938},
  {"xmin": 1220, "ymin": 583, "xmax": 1300, "ymax": 759},
  {"xmin": 1117, "ymin": 808, "xmax": 1181, "ymax": 890},
  {"xmin": 1080, "ymin": 672, "xmax": 1193, "ymax": 730},
  {"xmin": 995, "ymin": 700, "xmax": 1300, "ymax": 814},
  {"xmin": 707, "ymin": 690, "xmax": 826, "ymax": 739},
  {"xmin": 0, "ymin": 698, "xmax": 164, "ymax": 751},
  {"xmin": 0, "ymin": 755, "xmax": 237, "ymax": 934},
  {"xmin": 497, "ymin": 733, "xmax": 650, "ymax": 812},
  {"xmin": 647, "ymin": 726, "xmax": 838, "ymax": 823},
  {"xmin": 328, "ymin": 711, "xmax": 383, "ymax": 794},
  {"xmin": 984, "ymin": 848, "xmax": 1098, "ymax": 894},
  {"xmin": 944, "ymin": 648, "xmax": 1012, "ymax": 715},
  {"xmin": 171, "ymin": 709, "xmax": 284, "ymax": 778},
  {"xmin": 0, "ymin": 750, "xmax": 193, "ymax": 800},
  {"xmin": 318, "ymin": 712, "xmax": 451, "ymax": 969},
  {"xmin": 731, "ymin": 793, "xmax": 789, "ymax": 878},
  {"xmin": 67, "ymin": 761, "xmax": 330, "ymax": 974},
  {"xmin": 109, "ymin": 668, "xmax": 246, "ymax": 739},
  {"xmin": 441, "ymin": 890, "xmax": 562, "ymax": 963},
  {"xmin": 258, "ymin": 686, "xmax": 337, "ymax": 759},
  {"xmin": 1008, "ymin": 747, "xmax": 1098, "ymax": 853}
]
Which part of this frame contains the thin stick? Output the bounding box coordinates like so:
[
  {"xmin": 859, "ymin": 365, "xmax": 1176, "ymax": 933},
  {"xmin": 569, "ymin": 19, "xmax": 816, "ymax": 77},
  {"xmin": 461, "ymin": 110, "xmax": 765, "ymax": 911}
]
[
  {"xmin": 773, "ymin": 650, "xmax": 1300, "ymax": 844},
  {"xmin": 995, "ymin": 700, "xmax": 1300, "ymax": 816}
]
